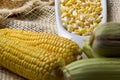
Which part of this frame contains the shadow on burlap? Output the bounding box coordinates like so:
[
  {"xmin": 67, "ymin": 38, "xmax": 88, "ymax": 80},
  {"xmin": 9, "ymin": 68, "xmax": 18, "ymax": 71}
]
[{"xmin": 0, "ymin": 0, "xmax": 120, "ymax": 80}]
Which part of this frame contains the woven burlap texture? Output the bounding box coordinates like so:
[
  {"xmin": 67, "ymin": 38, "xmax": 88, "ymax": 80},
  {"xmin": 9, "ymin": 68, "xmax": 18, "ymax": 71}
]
[
  {"xmin": 0, "ymin": 6, "xmax": 57, "ymax": 34},
  {"xmin": 0, "ymin": 0, "xmax": 120, "ymax": 80},
  {"xmin": 107, "ymin": 0, "xmax": 120, "ymax": 22},
  {"xmin": 0, "ymin": 0, "xmax": 54, "ymax": 17}
]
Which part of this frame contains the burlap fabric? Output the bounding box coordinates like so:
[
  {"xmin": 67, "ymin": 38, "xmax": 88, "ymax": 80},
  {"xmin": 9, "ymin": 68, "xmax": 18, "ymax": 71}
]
[
  {"xmin": 0, "ymin": 0, "xmax": 120, "ymax": 80},
  {"xmin": 107, "ymin": 0, "xmax": 120, "ymax": 22}
]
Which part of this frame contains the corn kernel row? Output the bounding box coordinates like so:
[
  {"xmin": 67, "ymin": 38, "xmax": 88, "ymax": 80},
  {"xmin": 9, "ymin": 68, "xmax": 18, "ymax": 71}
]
[{"xmin": 60, "ymin": 0, "xmax": 103, "ymax": 36}]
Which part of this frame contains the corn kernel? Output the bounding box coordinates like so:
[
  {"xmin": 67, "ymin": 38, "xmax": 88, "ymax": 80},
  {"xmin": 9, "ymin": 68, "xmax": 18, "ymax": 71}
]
[
  {"xmin": 87, "ymin": 28, "xmax": 92, "ymax": 32},
  {"xmin": 62, "ymin": 22, "xmax": 67, "ymax": 27},
  {"xmin": 72, "ymin": 10, "xmax": 77, "ymax": 16},
  {"xmin": 85, "ymin": 21, "xmax": 91, "ymax": 26},
  {"xmin": 96, "ymin": 17, "xmax": 102, "ymax": 23},
  {"xmin": 97, "ymin": 2, "xmax": 101, "ymax": 6},
  {"xmin": 80, "ymin": 15, "xmax": 85, "ymax": 21},
  {"xmin": 76, "ymin": 20, "xmax": 80, "ymax": 24},
  {"xmin": 67, "ymin": 25, "xmax": 73, "ymax": 32},
  {"xmin": 73, "ymin": 23, "xmax": 78, "ymax": 28},
  {"xmin": 65, "ymin": 1, "xmax": 72, "ymax": 6},
  {"xmin": 82, "ymin": 3, "xmax": 87, "ymax": 6},
  {"xmin": 81, "ymin": 0, "xmax": 85, "ymax": 2}
]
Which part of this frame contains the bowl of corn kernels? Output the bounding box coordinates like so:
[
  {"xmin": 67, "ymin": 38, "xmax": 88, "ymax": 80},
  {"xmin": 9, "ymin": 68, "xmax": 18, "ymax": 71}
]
[{"xmin": 55, "ymin": 0, "xmax": 107, "ymax": 46}]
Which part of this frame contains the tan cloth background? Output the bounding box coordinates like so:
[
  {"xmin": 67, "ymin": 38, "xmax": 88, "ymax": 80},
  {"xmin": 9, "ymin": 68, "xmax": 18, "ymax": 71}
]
[
  {"xmin": 107, "ymin": 0, "xmax": 120, "ymax": 22},
  {"xmin": 0, "ymin": 0, "xmax": 120, "ymax": 80}
]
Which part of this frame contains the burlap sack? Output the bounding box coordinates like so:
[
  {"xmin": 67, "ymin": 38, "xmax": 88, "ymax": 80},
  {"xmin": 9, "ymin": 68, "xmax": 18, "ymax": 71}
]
[
  {"xmin": 0, "ymin": 0, "xmax": 120, "ymax": 80},
  {"xmin": 0, "ymin": 5, "xmax": 57, "ymax": 34},
  {"xmin": 0, "ymin": 0, "xmax": 53, "ymax": 17}
]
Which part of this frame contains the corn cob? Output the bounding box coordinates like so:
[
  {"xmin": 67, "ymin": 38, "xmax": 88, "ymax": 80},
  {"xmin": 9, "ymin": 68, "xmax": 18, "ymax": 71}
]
[
  {"xmin": 0, "ymin": 28, "xmax": 82, "ymax": 64},
  {"xmin": 82, "ymin": 23, "xmax": 120, "ymax": 58},
  {"xmin": 0, "ymin": 36, "xmax": 65, "ymax": 80},
  {"xmin": 89, "ymin": 22, "xmax": 120, "ymax": 57},
  {"xmin": 61, "ymin": 58, "xmax": 120, "ymax": 80}
]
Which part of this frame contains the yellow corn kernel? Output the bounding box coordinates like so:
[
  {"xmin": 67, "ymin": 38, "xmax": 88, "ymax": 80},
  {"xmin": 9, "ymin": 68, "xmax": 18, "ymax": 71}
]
[
  {"xmin": 0, "ymin": 28, "xmax": 82, "ymax": 64},
  {"xmin": 79, "ymin": 21, "xmax": 85, "ymax": 27},
  {"xmin": 90, "ymin": 3, "xmax": 95, "ymax": 7},
  {"xmin": 93, "ymin": 23, "xmax": 99, "ymax": 28},
  {"xmin": 87, "ymin": 28, "xmax": 92, "ymax": 32},
  {"xmin": 80, "ymin": 6, "xmax": 85, "ymax": 9},
  {"xmin": 72, "ymin": 10, "xmax": 77, "ymax": 16},
  {"xmin": 68, "ymin": 0, "xmax": 76, "ymax": 4},
  {"xmin": 74, "ymin": 29, "xmax": 86, "ymax": 35},
  {"xmin": 68, "ymin": 8, "xmax": 74, "ymax": 14},
  {"xmin": 91, "ymin": 13, "xmax": 96, "ymax": 17},
  {"xmin": 96, "ymin": 7, "xmax": 103, "ymax": 14},
  {"xmin": 96, "ymin": 17, "xmax": 102, "ymax": 23},
  {"xmin": 0, "ymin": 36, "xmax": 65, "ymax": 80},
  {"xmin": 67, "ymin": 25, "xmax": 74, "ymax": 32},
  {"xmin": 97, "ymin": 2, "xmax": 101, "ymax": 6},
  {"xmin": 76, "ymin": 2, "xmax": 81, "ymax": 7},
  {"xmin": 81, "ymin": 0, "xmax": 85, "ymax": 2},
  {"xmin": 85, "ymin": 21, "xmax": 91, "ymax": 26},
  {"xmin": 65, "ymin": 1, "xmax": 72, "ymax": 6},
  {"xmin": 68, "ymin": 20, "xmax": 74, "ymax": 24},
  {"xmin": 84, "ymin": 10, "xmax": 88, "ymax": 14}
]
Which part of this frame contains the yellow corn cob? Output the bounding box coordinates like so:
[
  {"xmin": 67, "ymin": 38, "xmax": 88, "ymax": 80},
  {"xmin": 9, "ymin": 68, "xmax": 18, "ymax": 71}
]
[
  {"xmin": 0, "ymin": 36, "xmax": 64, "ymax": 80},
  {"xmin": 0, "ymin": 28, "xmax": 82, "ymax": 64}
]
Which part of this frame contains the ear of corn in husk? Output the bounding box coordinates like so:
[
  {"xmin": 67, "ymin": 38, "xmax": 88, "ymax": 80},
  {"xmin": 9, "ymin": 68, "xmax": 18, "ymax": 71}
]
[
  {"xmin": 0, "ymin": 36, "xmax": 65, "ymax": 80},
  {"xmin": 61, "ymin": 58, "xmax": 120, "ymax": 80},
  {"xmin": 0, "ymin": 28, "xmax": 82, "ymax": 64},
  {"xmin": 92, "ymin": 22, "xmax": 120, "ymax": 57},
  {"xmin": 83, "ymin": 22, "xmax": 120, "ymax": 57}
]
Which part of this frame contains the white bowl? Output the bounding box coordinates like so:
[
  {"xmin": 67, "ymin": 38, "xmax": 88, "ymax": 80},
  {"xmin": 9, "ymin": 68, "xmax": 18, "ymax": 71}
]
[{"xmin": 55, "ymin": 0, "xmax": 107, "ymax": 47}]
